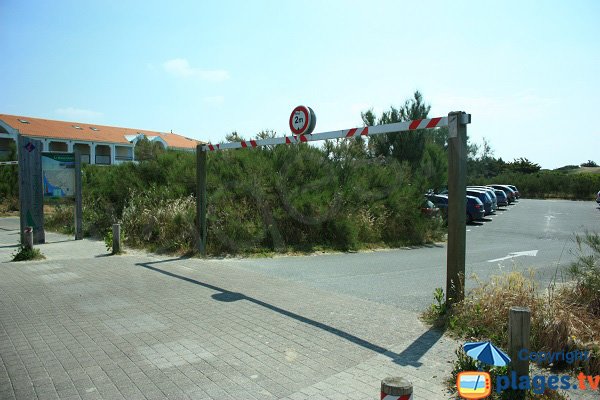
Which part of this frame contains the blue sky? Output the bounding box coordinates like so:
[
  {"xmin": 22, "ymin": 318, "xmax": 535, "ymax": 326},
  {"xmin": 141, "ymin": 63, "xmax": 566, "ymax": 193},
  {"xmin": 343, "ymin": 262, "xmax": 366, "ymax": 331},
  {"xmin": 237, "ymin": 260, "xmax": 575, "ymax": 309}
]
[{"xmin": 1, "ymin": 0, "xmax": 598, "ymax": 168}]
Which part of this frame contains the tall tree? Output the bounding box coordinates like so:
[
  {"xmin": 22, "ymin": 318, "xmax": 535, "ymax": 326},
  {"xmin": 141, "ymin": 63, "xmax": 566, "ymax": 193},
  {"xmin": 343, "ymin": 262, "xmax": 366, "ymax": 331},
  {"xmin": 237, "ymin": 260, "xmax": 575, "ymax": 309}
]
[
  {"xmin": 508, "ymin": 157, "xmax": 541, "ymax": 174},
  {"xmin": 134, "ymin": 136, "xmax": 165, "ymax": 161},
  {"xmin": 363, "ymin": 91, "xmax": 431, "ymax": 169}
]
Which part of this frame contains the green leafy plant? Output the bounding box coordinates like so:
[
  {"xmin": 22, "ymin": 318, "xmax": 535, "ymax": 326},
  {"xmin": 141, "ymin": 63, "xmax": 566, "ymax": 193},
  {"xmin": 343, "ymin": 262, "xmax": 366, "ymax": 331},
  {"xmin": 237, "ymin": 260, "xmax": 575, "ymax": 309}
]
[
  {"xmin": 568, "ymin": 231, "xmax": 600, "ymax": 312},
  {"xmin": 12, "ymin": 245, "xmax": 45, "ymax": 262},
  {"xmin": 422, "ymin": 287, "xmax": 448, "ymax": 326}
]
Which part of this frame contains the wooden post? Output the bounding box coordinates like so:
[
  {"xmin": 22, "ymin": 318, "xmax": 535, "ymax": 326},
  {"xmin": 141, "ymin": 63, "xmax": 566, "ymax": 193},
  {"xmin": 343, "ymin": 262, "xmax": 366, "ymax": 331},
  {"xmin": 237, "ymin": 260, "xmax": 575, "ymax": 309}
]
[
  {"xmin": 24, "ymin": 227, "xmax": 33, "ymax": 250},
  {"xmin": 18, "ymin": 136, "xmax": 45, "ymax": 245},
  {"xmin": 446, "ymin": 112, "xmax": 469, "ymax": 305},
  {"xmin": 381, "ymin": 377, "xmax": 412, "ymax": 399},
  {"xmin": 196, "ymin": 145, "xmax": 207, "ymax": 256},
  {"xmin": 112, "ymin": 223, "xmax": 121, "ymax": 254},
  {"xmin": 509, "ymin": 307, "xmax": 531, "ymax": 379},
  {"xmin": 74, "ymin": 151, "xmax": 83, "ymax": 240}
]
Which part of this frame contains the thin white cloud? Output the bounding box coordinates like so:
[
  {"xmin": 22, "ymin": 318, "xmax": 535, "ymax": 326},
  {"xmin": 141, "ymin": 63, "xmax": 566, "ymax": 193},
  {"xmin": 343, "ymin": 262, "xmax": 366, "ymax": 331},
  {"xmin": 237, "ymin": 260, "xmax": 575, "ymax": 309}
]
[
  {"xmin": 55, "ymin": 107, "xmax": 103, "ymax": 120},
  {"xmin": 202, "ymin": 96, "xmax": 225, "ymax": 105},
  {"xmin": 163, "ymin": 58, "xmax": 229, "ymax": 82}
]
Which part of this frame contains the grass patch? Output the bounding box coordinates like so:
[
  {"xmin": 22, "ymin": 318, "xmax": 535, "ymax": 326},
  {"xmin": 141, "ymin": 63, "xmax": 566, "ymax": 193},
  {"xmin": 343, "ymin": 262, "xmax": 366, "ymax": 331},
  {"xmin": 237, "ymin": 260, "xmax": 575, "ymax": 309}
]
[
  {"xmin": 45, "ymin": 203, "xmax": 75, "ymax": 235},
  {"xmin": 12, "ymin": 245, "xmax": 45, "ymax": 262}
]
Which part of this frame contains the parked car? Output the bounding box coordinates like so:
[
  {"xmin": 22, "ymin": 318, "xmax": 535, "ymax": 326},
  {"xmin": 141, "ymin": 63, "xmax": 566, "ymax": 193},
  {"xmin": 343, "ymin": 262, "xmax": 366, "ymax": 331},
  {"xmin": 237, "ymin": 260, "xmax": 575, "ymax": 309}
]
[
  {"xmin": 596, "ymin": 190, "xmax": 600, "ymax": 205},
  {"xmin": 421, "ymin": 199, "xmax": 440, "ymax": 218},
  {"xmin": 468, "ymin": 186, "xmax": 498, "ymax": 212},
  {"xmin": 493, "ymin": 189, "xmax": 508, "ymax": 207},
  {"xmin": 488, "ymin": 185, "xmax": 516, "ymax": 204},
  {"xmin": 427, "ymin": 194, "xmax": 449, "ymax": 220},
  {"xmin": 507, "ymin": 185, "xmax": 520, "ymax": 199},
  {"xmin": 467, "ymin": 195, "xmax": 485, "ymax": 222},
  {"xmin": 426, "ymin": 193, "xmax": 485, "ymax": 223},
  {"xmin": 467, "ymin": 189, "xmax": 494, "ymax": 215}
]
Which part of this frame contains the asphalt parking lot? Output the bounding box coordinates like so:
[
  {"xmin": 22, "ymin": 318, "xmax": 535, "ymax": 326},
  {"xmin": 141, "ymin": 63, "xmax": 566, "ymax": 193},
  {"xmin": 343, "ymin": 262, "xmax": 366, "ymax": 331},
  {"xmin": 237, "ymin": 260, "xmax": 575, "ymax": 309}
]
[{"xmin": 225, "ymin": 199, "xmax": 600, "ymax": 311}]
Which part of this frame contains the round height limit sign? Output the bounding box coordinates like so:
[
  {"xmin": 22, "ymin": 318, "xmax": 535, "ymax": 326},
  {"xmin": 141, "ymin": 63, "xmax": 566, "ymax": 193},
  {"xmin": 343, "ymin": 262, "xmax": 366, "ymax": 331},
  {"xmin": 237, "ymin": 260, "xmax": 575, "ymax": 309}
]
[{"xmin": 289, "ymin": 106, "xmax": 316, "ymax": 135}]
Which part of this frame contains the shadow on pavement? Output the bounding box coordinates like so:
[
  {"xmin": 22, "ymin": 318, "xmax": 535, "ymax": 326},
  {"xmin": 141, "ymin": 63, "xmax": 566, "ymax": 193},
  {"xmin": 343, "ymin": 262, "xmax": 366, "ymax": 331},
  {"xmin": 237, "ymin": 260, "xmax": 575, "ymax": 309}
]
[
  {"xmin": 135, "ymin": 257, "xmax": 445, "ymax": 367},
  {"xmin": 42, "ymin": 239, "xmax": 74, "ymax": 245}
]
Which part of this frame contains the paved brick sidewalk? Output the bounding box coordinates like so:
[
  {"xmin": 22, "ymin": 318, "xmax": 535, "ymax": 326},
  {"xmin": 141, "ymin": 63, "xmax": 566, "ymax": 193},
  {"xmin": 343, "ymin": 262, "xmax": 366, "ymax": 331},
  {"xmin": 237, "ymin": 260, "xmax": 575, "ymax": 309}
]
[{"xmin": 1, "ymin": 217, "xmax": 459, "ymax": 399}]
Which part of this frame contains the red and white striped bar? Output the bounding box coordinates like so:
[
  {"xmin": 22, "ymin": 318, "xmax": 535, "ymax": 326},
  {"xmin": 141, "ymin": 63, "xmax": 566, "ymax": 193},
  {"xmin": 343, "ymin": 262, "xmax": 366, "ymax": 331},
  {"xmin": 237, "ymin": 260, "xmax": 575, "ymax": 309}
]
[{"xmin": 201, "ymin": 116, "xmax": 449, "ymax": 152}]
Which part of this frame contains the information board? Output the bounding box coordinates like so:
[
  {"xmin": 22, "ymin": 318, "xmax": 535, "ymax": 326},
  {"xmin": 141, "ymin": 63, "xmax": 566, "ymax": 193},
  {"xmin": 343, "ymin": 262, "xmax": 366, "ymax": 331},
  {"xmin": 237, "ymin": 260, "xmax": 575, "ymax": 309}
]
[{"xmin": 42, "ymin": 152, "xmax": 75, "ymax": 198}]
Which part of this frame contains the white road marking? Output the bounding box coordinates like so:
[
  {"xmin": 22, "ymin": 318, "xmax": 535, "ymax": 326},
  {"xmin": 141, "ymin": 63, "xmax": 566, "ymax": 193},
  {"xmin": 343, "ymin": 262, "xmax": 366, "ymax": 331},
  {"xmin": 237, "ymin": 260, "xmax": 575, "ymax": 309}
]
[{"xmin": 487, "ymin": 250, "xmax": 538, "ymax": 263}]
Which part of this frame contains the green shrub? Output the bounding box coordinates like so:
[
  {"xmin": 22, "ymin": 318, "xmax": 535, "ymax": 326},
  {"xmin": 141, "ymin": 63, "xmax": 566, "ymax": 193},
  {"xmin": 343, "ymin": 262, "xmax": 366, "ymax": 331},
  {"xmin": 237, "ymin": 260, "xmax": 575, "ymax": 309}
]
[
  {"xmin": 12, "ymin": 245, "xmax": 45, "ymax": 261},
  {"xmin": 568, "ymin": 232, "xmax": 600, "ymax": 315},
  {"xmin": 74, "ymin": 143, "xmax": 445, "ymax": 255},
  {"xmin": 45, "ymin": 204, "xmax": 74, "ymax": 234},
  {"xmin": 121, "ymin": 188, "xmax": 196, "ymax": 254}
]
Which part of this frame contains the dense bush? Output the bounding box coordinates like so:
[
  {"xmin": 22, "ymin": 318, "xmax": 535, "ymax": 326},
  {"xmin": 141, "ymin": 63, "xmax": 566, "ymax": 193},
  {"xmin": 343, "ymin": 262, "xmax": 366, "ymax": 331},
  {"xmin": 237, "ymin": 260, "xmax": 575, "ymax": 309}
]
[{"xmin": 74, "ymin": 143, "xmax": 444, "ymax": 255}]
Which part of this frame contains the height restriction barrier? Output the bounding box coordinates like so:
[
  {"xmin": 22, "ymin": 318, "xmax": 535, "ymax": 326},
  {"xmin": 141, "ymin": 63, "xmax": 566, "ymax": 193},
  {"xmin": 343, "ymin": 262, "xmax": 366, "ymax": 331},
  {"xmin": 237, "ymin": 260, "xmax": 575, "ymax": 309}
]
[{"xmin": 196, "ymin": 110, "xmax": 470, "ymax": 304}]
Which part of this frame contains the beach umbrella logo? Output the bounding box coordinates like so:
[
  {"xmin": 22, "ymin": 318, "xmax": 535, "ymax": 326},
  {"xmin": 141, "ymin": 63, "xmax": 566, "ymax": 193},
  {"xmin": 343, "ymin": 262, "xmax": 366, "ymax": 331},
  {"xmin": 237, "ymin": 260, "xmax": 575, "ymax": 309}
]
[{"xmin": 463, "ymin": 341, "xmax": 511, "ymax": 367}]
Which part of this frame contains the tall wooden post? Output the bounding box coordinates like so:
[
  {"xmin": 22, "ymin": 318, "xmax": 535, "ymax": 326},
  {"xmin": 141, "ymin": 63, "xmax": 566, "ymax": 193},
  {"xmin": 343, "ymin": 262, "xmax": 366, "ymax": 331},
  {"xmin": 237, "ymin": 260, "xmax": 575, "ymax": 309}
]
[
  {"xmin": 446, "ymin": 112, "xmax": 469, "ymax": 305},
  {"xmin": 112, "ymin": 223, "xmax": 121, "ymax": 254},
  {"xmin": 18, "ymin": 136, "xmax": 45, "ymax": 244},
  {"xmin": 196, "ymin": 145, "xmax": 207, "ymax": 256},
  {"xmin": 509, "ymin": 307, "xmax": 531, "ymax": 378},
  {"xmin": 74, "ymin": 151, "xmax": 83, "ymax": 240}
]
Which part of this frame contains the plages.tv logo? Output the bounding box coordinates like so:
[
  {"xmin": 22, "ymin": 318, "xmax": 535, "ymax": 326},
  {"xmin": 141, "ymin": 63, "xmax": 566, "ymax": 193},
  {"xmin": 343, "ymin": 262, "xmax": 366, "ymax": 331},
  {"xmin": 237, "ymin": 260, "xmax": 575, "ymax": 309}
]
[
  {"xmin": 456, "ymin": 340, "xmax": 596, "ymax": 398},
  {"xmin": 456, "ymin": 371, "xmax": 491, "ymax": 399},
  {"xmin": 456, "ymin": 341, "xmax": 510, "ymax": 399}
]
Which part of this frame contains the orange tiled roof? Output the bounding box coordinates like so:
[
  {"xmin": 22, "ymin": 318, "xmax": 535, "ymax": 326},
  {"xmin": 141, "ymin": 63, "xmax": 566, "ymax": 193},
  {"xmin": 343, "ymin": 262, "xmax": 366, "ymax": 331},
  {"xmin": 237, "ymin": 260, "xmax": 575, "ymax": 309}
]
[{"xmin": 0, "ymin": 114, "xmax": 202, "ymax": 149}]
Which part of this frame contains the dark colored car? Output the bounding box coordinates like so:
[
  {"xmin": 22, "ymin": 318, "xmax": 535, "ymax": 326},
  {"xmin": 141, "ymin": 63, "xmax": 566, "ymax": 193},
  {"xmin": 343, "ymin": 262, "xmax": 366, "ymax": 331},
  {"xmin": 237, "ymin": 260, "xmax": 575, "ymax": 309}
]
[
  {"xmin": 494, "ymin": 189, "xmax": 508, "ymax": 207},
  {"xmin": 427, "ymin": 194, "xmax": 449, "ymax": 220},
  {"xmin": 467, "ymin": 189, "xmax": 493, "ymax": 215},
  {"xmin": 467, "ymin": 195, "xmax": 485, "ymax": 222},
  {"xmin": 507, "ymin": 185, "xmax": 520, "ymax": 199},
  {"xmin": 427, "ymin": 193, "xmax": 485, "ymax": 222},
  {"xmin": 468, "ymin": 186, "xmax": 498, "ymax": 212},
  {"xmin": 488, "ymin": 185, "xmax": 516, "ymax": 204}
]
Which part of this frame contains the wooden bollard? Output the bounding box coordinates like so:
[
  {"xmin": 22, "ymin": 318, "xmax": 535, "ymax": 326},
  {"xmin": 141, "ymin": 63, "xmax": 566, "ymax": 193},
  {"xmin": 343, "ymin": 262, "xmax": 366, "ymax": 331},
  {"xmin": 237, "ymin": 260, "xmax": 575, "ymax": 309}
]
[
  {"xmin": 381, "ymin": 377, "xmax": 413, "ymax": 399},
  {"xmin": 24, "ymin": 226, "xmax": 34, "ymax": 250},
  {"xmin": 112, "ymin": 223, "xmax": 121, "ymax": 254},
  {"xmin": 509, "ymin": 307, "xmax": 531, "ymax": 379}
]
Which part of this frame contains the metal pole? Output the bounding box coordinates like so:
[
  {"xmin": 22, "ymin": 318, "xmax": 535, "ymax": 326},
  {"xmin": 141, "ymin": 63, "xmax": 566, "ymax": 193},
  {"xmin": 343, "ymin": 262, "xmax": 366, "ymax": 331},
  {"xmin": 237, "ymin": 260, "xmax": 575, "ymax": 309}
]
[
  {"xmin": 196, "ymin": 145, "xmax": 207, "ymax": 256},
  {"xmin": 74, "ymin": 151, "xmax": 83, "ymax": 240},
  {"xmin": 446, "ymin": 112, "xmax": 469, "ymax": 305}
]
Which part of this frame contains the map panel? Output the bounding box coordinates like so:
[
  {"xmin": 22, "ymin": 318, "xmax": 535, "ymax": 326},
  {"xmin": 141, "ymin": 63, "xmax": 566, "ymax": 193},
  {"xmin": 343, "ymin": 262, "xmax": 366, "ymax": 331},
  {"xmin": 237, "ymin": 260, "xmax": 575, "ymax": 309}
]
[{"xmin": 42, "ymin": 152, "xmax": 75, "ymax": 198}]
